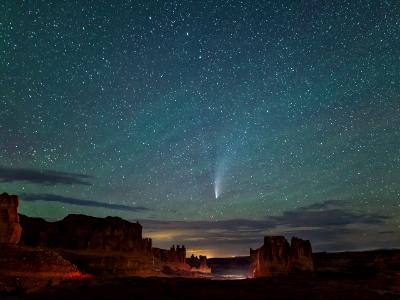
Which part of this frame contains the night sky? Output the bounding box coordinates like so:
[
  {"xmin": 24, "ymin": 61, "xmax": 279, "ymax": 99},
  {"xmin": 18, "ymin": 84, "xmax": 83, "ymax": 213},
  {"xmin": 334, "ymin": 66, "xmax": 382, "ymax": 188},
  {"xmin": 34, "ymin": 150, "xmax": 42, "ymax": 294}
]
[{"xmin": 1, "ymin": 1, "xmax": 400, "ymax": 257}]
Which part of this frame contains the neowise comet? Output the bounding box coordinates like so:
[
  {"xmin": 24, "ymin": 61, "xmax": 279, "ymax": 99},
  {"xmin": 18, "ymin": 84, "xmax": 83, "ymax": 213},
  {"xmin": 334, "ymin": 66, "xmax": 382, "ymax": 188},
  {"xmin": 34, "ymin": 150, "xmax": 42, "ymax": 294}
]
[
  {"xmin": 214, "ymin": 158, "xmax": 228, "ymax": 199},
  {"xmin": 214, "ymin": 174, "xmax": 221, "ymax": 199}
]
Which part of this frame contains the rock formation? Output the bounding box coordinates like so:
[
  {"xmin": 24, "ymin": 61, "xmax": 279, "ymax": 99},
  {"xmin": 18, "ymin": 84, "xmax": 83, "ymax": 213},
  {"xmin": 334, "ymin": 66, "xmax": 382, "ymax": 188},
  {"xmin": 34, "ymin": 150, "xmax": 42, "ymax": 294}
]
[
  {"xmin": 186, "ymin": 254, "xmax": 211, "ymax": 273},
  {"xmin": 152, "ymin": 244, "xmax": 187, "ymax": 264},
  {"xmin": 19, "ymin": 214, "xmax": 152, "ymax": 253},
  {"xmin": 250, "ymin": 236, "xmax": 314, "ymax": 277},
  {"xmin": 0, "ymin": 192, "xmax": 196, "ymax": 277},
  {"xmin": 18, "ymin": 213, "xmax": 195, "ymax": 276},
  {"xmin": 289, "ymin": 237, "xmax": 314, "ymax": 272},
  {"xmin": 0, "ymin": 244, "xmax": 83, "ymax": 293},
  {"xmin": 152, "ymin": 245, "xmax": 191, "ymax": 274},
  {"xmin": 250, "ymin": 236, "xmax": 291, "ymax": 277},
  {"xmin": 17, "ymin": 213, "xmax": 160, "ymax": 276},
  {"xmin": 0, "ymin": 193, "xmax": 22, "ymax": 244}
]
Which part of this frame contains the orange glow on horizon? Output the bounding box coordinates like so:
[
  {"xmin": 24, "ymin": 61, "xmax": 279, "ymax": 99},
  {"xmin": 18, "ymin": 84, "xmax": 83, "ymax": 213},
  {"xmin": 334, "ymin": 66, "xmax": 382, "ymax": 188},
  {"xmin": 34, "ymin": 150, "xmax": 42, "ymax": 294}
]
[{"xmin": 186, "ymin": 248, "xmax": 216, "ymax": 258}]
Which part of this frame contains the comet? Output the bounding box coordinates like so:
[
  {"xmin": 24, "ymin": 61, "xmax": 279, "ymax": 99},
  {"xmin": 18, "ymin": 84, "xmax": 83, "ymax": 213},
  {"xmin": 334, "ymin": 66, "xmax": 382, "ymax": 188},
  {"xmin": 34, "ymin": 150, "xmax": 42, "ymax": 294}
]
[
  {"xmin": 214, "ymin": 175, "xmax": 221, "ymax": 199},
  {"xmin": 214, "ymin": 157, "xmax": 228, "ymax": 199}
]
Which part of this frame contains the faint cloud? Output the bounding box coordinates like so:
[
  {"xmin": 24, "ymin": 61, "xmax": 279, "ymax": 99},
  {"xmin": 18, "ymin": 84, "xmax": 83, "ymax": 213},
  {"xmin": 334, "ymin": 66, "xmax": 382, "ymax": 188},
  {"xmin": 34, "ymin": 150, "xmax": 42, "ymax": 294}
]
[
  {"xmin": 21, "ymin": 193, "xmax": 149, "ymax": 212},
  {"xmin": 270, "ymin": 208, "xmax": 388, "ymax": 227},
  {"xmin": 0, "ymin": 166, "xmax": 94, "ymax": 186},
  {"xmin": 140, "ymin": 199, "xmax": 394, "ymax": 257}
]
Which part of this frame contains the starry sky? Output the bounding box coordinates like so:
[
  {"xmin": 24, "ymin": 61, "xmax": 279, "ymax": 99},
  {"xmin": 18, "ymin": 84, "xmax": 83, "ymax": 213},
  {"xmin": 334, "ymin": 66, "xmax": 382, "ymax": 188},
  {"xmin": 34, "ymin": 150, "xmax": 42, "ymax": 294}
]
[{"xmin": 1, "ymin": 0, "xmax": 400, "ymax": 257}]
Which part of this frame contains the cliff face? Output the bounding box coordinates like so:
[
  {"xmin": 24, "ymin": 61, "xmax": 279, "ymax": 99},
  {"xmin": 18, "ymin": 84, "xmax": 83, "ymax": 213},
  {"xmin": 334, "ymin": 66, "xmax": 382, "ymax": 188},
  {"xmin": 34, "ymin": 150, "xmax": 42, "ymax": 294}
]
[
  {"xmin": 0, "ymin": 193, "xmax": 194, "ymax": 278},
  {"xmin": 19, "ymin": 214, "xmax": 152, "ymax": 253},
  {"xmin": 0, "ymin": 193, "xmax": 22, "ymax": 244},
  {"xmin": 18, "ymin": 213, "xmax": 193, "ymax": 276},
  {"xmin": 250, "ymin": 236, "xmax": 314, "ymax": 277},
  {"xmin": 250, "ymin": 236, "xmax": 291, "ymax": 277},
  {"xmin": 152, "ymin": 245, "xmax": 191, "ymax": 274},
  {"xmin": 289, "ymin": 237, "xmax": 314, "ymax": 272},
  {"xmin": 16, "ymin": 214, "xmax": 158, "ymax": 276}
]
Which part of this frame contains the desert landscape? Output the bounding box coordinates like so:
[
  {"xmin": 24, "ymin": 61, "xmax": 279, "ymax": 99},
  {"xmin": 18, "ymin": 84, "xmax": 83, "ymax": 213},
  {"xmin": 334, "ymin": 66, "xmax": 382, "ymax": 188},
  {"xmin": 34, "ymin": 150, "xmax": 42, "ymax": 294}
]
[
  {"xmin": 1, "ymin": 192, "xmax": 399, "ymax": 299},
  {"xmin": 2, "ymin": 1, "xmax": 400, "ymax": 298}
]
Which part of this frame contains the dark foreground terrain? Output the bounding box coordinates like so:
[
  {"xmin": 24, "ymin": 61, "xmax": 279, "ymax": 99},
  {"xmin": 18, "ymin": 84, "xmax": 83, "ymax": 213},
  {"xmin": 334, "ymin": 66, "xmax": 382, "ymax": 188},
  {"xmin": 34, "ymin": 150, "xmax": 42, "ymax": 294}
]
[
  {"xmin": 2, "ymin": 273, "xmax": 399, "ymax": 300},
  {"xmin": 1, "ymin": 248, "xmax": 400, "ymax": 299}
]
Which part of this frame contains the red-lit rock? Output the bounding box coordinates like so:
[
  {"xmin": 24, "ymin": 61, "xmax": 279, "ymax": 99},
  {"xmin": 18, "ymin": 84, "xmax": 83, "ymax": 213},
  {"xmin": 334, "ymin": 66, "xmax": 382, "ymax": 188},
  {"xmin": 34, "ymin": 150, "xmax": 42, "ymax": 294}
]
[
  {"xmin": 0, "ymin": 244, "xmax": 83, "ymax": 293},
  {"xmin": 152, "ymin": 245, "xmax": 191, "ymax": 274},
  {"xmin": 18, "ymin": 214, "xmax": 161, "ymax": 276},
  {"xmin": 0, "ymin": 193, "xmax": 22, "ymax": 244},
  {"xmin": 250, "ymin": 236, "xmax": 291, "ymax": 277},
  {"xmin": 289, "ymin": 237, "xmax": 314, "ymax": 272},
  {"xmin": 250, "ymin": 236, "xmax": 314, "ymax": 277},
  {"xmin": 19, "ymin": 214, "xmax": 194, "ymax": 276}
]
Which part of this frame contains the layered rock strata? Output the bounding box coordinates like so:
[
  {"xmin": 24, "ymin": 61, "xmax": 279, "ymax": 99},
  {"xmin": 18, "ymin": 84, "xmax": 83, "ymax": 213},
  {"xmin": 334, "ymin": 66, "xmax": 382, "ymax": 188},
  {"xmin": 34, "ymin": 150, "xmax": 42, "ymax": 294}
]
[{"xmin": 19, "ymin": 214, "xmax": 152, "ymax": 253}]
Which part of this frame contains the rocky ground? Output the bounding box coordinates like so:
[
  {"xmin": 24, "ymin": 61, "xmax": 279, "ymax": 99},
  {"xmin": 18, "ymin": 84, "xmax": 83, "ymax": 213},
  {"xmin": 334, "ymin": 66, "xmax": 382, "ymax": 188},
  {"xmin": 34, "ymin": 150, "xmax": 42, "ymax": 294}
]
[
  {"xmin": 0, "ymin": 245, "xmax": 84, "ymax": 294},
  {"xmin": 56, "ymin": 249, "xmax": 160, "ymax": 277},
  {"xmin": 1, "ymin": 274, "xmax": 399, "ymax": 300},
  {"xmin": 1, "ymin": 246, "xmax": 400, "ymax": 299}
]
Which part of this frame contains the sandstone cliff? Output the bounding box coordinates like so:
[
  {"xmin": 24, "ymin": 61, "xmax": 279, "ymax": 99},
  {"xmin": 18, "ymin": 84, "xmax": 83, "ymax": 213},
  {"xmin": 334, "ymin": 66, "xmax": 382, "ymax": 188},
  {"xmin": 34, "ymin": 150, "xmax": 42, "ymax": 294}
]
[
  {"xmin": 17, "ymin": 214, "xmax": 160, "ymax": 276},
  {"xmin": 19, "ymin": 214, "xmax": 152, "ymax": 253},
  {"xmin": 250, "ymin": 236, "xmax": 314, "ymax": 277},
  {"xmin": 18, "ymin": 214, "xmax": 195, "ymax": 276},
  {"xmin": 289, "ymin": 237, "xmax": 314, "ymax": 272},
  {"xmin": 152, "ymin": 245, "xmax": 191, "ymax": 275}
]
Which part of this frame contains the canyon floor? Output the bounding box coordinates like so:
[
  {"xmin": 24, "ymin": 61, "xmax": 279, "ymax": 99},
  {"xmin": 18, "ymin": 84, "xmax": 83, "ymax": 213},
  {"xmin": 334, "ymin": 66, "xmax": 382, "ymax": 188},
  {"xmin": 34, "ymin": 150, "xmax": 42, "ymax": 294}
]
[
  {"xmin": 2, "ymin": 273, "xmax": 399, "ymax": 300},
  {"xmin": 1, "ymin": 247, "xmax": 400, "ymax": 299}
]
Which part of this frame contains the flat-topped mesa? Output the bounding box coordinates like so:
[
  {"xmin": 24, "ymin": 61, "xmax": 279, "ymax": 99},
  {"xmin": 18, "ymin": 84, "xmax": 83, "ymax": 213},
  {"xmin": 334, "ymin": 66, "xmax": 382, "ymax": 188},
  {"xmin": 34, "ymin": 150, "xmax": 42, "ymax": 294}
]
[
  {"xmin": 19, "ymin": 214, "xmax": 152, "ymax": 253},
  {"xmin": 0, "ymin": 193, "xmax": 22, "ymax": 244},
  {"xmin": 250, "ymin": 236, "xmax": 314, "ymax": 277}
]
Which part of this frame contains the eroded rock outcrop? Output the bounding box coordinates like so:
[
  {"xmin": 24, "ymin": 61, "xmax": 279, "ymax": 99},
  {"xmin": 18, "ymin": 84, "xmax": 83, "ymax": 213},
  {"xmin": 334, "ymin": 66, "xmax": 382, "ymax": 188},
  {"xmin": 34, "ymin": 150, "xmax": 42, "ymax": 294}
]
[
  {"xmin": 19, "ymin": 214, "xmax": 195, "ymax": 276},
  {"xmin": 19, "ymin": 214, "xmax": 152, "ymax": 253},
  {"xmin": 0, "ymin": 193, "xmax": 22, "ymax": 244},
  {"xmin": 250, "ymin": 236, "xmax": 291, "ymax": 277},
  {"xmin": 289, "ymin": 237, "xmax": 314, "ymax": 272},
  {"xmin": 186, "ymin": 254, "xmax": 211, "ymax": 273},
  {"xmin": 250, "ymin": 236, "xmax": 314, "ymax": 277},
  {"xmin": 152, "ymin": 244, "xmax": 186, "ymax": 264},
  {"xmin": 17, "ymin": 214, "xmax": 157, "ymax": 276},
  {"xmin": 152, "ymin": 245, "xmax": 191, "ymax": 274}
]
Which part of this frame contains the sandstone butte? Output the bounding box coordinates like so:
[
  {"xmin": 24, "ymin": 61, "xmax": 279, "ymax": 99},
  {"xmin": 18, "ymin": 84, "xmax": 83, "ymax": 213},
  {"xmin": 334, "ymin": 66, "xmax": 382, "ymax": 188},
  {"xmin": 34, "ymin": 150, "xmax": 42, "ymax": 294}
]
[{"xmin": 250, "ymin": 235, "xmax": 314, "ymax": 277}]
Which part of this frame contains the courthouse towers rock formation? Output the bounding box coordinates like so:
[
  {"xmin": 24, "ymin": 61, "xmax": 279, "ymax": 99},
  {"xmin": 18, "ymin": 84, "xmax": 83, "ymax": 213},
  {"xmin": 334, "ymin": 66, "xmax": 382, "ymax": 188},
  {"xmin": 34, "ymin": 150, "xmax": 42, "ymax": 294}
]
[{"xmin": 250, "ymin": 236, "xmax": 314, "ymax": 277}]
